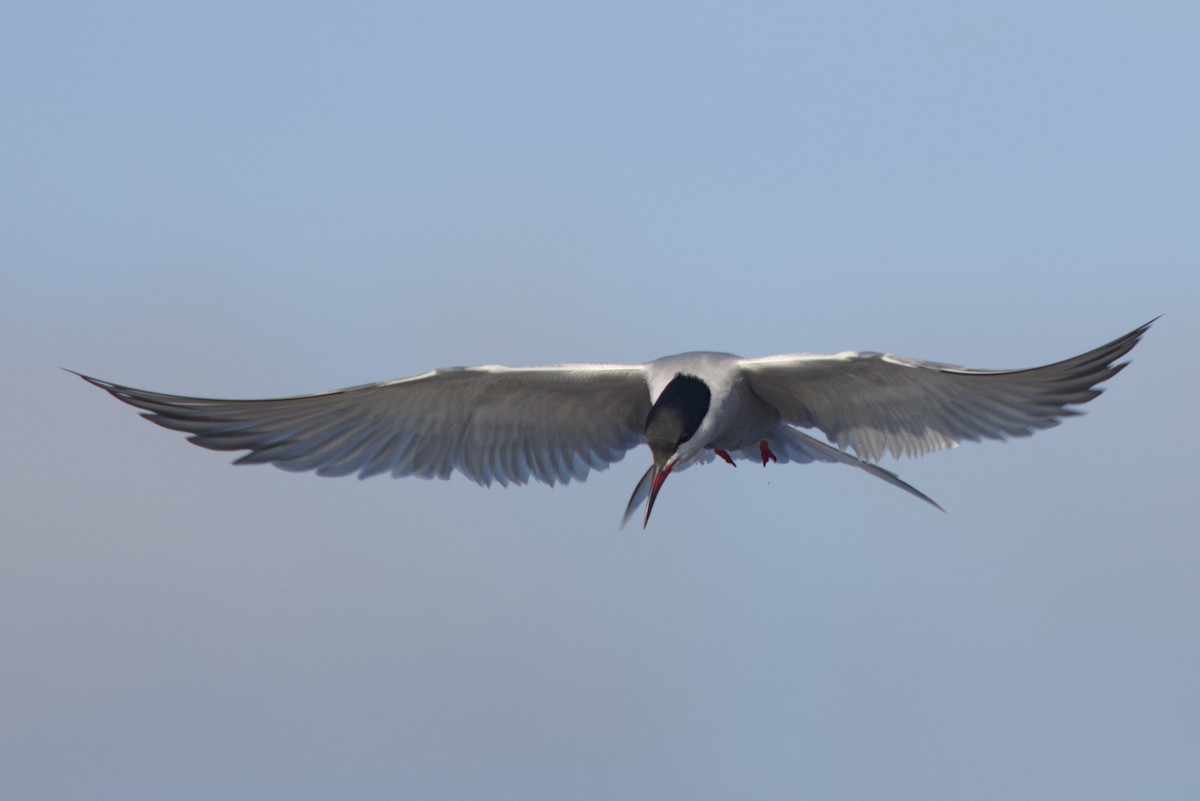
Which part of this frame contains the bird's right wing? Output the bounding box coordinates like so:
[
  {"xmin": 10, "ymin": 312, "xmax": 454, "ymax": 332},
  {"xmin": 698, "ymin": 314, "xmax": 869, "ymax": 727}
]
[{"xmin": 77, "ymin": 364, "xmax": 652, "ymax": 487}]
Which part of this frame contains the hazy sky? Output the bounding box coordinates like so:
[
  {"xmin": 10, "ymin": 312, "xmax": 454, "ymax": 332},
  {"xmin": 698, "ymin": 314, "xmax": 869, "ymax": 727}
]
[{"xmin": 3, "ymin": 2, "xmax": 1198, "ymax": 800}]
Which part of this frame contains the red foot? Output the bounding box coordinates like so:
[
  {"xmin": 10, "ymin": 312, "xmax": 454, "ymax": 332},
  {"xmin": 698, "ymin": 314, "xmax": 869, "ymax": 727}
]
[
  {"xmin": 714, "ymin": 449, "xmax": 736, "ymax": 466},
  {"xmin": 759, "ymin": 440, "xmax": 777, "ymax": 466}
]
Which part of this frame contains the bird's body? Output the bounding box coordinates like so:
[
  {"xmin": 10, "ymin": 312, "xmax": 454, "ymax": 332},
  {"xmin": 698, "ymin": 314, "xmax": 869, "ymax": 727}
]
[
  {"xmin": 646, "ymin": 351, "xmax": 779, "ymax": 457},
  {"xmin": 77, "ymin": 320, "xmax": 1154, "ymax": 526}
]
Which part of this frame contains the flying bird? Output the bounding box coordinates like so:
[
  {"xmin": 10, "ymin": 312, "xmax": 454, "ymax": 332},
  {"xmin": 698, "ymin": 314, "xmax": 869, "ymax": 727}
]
[{"xmin": 76, "ymin": 319, "xmax": 1153, "ymax": 527}]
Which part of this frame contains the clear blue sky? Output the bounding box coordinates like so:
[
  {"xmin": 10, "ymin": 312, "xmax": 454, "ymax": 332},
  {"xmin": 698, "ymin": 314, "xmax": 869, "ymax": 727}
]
[{"xmin": 3, "ymin": 2, "xmax": 1197, "ymax": 799}]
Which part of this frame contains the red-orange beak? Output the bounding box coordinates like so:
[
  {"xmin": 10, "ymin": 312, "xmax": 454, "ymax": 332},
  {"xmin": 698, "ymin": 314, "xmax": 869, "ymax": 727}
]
[{"xmin": 642, "ymin": 459, "xmax": 675, "ymax": 528}]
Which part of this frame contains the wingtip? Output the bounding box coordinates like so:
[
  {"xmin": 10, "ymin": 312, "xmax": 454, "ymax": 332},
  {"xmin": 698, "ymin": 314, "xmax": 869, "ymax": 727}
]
[
  {"xmin": 64, "ymin": 368, "xmax": 107, "ymax": 388},
  {"xmin": 72, "ymin": 372, "xmax": 129, "ymax": 397},
  {"xmin": 1126, "ymin": 316, "xmax": 1160, "ymax": 343}
]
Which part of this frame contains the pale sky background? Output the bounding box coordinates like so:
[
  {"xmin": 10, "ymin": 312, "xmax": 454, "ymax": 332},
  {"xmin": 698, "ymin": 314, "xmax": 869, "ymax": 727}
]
[{"xmin": 3, "ymin": 2, "xmax": 1198, "ymax": 799}]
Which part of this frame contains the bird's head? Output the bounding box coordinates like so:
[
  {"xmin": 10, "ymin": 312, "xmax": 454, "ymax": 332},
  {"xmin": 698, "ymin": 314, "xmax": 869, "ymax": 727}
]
[{"xmin": 639, "ymin": 373, "xmax": 711, "ymax": 527}]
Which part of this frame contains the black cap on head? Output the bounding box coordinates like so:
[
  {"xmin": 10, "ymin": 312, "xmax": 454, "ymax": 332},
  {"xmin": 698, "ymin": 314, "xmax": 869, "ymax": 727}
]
[{"xmin": 644, "ymin": 373, "xmax": 711, "ymax": 463}]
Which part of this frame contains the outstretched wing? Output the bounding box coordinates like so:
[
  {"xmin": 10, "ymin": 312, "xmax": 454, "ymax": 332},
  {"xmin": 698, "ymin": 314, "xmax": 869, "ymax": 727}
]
[
  {"xmin": 740, "ymin": 320, "xmax": 1153, "ymax": 463},
  {"xmin": 78, "ymin": 364, "xmax": 652, "ymax": 487}
]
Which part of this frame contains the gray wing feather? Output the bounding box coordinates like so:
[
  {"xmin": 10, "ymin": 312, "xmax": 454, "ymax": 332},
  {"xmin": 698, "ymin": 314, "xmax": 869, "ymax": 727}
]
[
  {"xmin": 741, "ymin": 320, "xmax": 1153, "ymax": 463},
  {"xmin": 78, "ymin": 365, "xmax": 651, "ymax": 487}
]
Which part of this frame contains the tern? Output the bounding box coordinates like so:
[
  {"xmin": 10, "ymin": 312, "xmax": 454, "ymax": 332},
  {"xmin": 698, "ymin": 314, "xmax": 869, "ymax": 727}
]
[{"xmin": 76, "ymin": 319, "xmax": 1153, "ymax": 527}]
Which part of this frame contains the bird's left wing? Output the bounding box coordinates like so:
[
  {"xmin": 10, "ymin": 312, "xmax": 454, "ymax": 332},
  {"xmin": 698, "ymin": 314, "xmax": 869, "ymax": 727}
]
[
  {"xmin": 77, "ymin": 364, "xmax": 652, "ymax": 487},
  {"xmin": 739, "ymin": 320, "xmax": 1152, "ymax": 463}
]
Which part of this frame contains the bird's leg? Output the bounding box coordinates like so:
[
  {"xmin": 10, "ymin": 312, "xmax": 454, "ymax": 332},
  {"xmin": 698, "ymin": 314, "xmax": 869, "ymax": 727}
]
[
  {"xmin": 759, "ymin": 440, "xmax": 777, "ymax": 466},
  {"xmin": 714, "ymin": 449, "xmax": 736, "ymax": 467}
]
